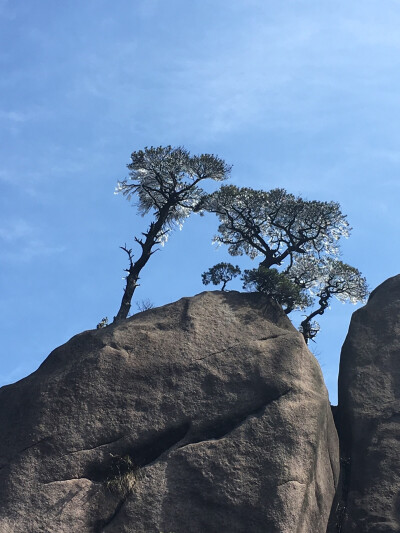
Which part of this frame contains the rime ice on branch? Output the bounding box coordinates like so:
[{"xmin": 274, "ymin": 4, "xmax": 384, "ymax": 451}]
[{"xmin": 199, "ymin": 185, "xmax": 368, "ymax": 342}]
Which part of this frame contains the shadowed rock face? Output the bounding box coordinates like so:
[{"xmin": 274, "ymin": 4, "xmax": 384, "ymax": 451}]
[
  {"xmin": 0, "ymin": 291, "xmax": 338, "ymax": 533},
  {"xmin": 333, "ymin": 275, "xmax": 400, "ymax": 533}
]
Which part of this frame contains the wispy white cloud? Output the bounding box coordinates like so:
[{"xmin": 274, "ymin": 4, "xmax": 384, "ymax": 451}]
[
  {"xmin": 0, "ymin": 218, "xmax": 65, "ymax": 263},
  {"xmin": 1, "ymin": 239, "xmax": 66, "ymax": 263},
  {"xmin": 0, "ymin": 169, "xmax": 13, "ymax": 184},
  {"xmin": 0, "ymin": 218, "xmax": 32, "ymax": 242},
  {"xmin": 5, "ymin": 0, "xmax": 398, "ymax": 151},
  {"xmin": 0, "ymin": 143, "xmax": 97, "ymax": 200},
  {"xmin": 0, "ymin": 110, "xmax": 30, "ymax": 122},
  {"xmin": 0, "ymin": 166, "xmax": 52, "ymax": 198},
  {"xmin": 59, "ymin": 2, "xmax": 400, "ymax": 144},
  {"xmin": 370, "ymin": 149, "xmax": 400, "ymax": 165}
]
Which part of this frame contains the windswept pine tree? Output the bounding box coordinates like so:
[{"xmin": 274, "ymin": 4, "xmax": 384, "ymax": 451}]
[
  {"xmin": 114, "ymin": 145, "xmax": 231, "ymax": 321},
  {"xmin": 199, "ymin": 185, "xmax": 368, "ymax": 342}
]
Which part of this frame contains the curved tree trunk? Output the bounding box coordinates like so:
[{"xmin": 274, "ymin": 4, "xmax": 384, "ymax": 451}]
[
  {"xmin": 300, "ymin": 292, "xmax": 330, "ymax": 344},
  {"xmin": 114, "ymin": 204, "xmax": 171, "ymax": 322}
]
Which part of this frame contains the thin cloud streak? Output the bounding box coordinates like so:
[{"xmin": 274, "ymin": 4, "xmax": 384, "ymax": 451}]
[
  {"xmin": 0, "ymin": 218, "xmax": 65, "ymax": 263},
  {"xmin": 1, "ymin": 240, "xmax": 66, "ymax": 264}
]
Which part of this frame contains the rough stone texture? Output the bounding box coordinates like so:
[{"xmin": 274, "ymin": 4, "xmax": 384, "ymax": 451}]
[
  {"xmin": 332, "ymin": 275, "xmax": 400, "ymax": 533},
  {"xmin": 0, "ymin": 291, "xmax": 338, "ymax": 533}
]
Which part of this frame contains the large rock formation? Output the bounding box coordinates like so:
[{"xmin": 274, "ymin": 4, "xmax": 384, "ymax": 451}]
[
  {"xmin": 0, "ymin": 291, "xmax": 339, "ymax": 533},
  {"xmin": 331, "ymin": 275, "xmax": 400, "ymax": 532}
]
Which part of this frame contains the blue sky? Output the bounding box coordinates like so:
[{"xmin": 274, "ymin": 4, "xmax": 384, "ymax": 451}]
[{"xmin": 1, "ymin": 0, "xmax": 399, "ymax": 403}]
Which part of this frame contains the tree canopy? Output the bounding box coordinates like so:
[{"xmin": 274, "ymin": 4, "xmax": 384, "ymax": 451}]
[
  {"xmin": 112, "ymin": 146, "xmax": 367, "ymax": 344},
  {"xmin": 291, "ymin": 256, "xmax": 369, "ymax": 342},
  {"xmin": 201, "ymin": 262, "xmax": 241, "ymax": 291},
  {"xmin": 199, "ymin": 184, "xmax": 368, "ymax": 342},
  {"xmin": 242, "ymin": 266, "xmax": 311, "ymax": 313},
  {"xmin": 199, "ymin": 185, "xmax": 349, "ymax": 268}
]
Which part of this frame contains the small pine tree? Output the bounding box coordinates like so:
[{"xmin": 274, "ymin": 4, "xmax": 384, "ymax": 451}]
[
  {"xmin": 201, "ymin": 262, "xmax": 241, "ymax": 291},
  {"xmin": 242, "ymin": 267, "xmax": 311, "ymax": 313}
]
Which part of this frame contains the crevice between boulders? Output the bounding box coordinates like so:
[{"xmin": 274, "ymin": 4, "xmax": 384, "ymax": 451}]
[{"xmin": 327, "ymin": 407, "xmax": 352, "ymax": 533}]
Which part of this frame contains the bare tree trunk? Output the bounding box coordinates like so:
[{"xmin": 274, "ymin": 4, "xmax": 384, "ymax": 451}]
[
  {"xmin": 115, "ymin": 267, "xmax": 139, "ymax": 322},
  {"xmin": 114, "ymin": 205, "xmax": 171, "ymax": 322}
]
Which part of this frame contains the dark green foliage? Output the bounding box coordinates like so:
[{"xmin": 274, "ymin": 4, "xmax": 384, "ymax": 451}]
[
  {"xmin": 242, "ymin": 267, "xmax": 311, "ymax": 313},
  {"xmin": 201, "ymin": 262, "xmax": 241, "ymax": 291}
]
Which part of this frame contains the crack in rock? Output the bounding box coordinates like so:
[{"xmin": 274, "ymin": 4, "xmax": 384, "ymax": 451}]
[
  {"xmin": 84, "ymin": 422, "xmax": 191, "ymax": 483},
  {"xmin": 194, "ymin": 343, "xmax": 242, "ymax": 361},
  {"xmin": 194, "ymin": 333, "xmax": 289, "ymax": 362},
  {"xmin": 179, "ymin": 388, "xmax": 292, "ymax": 449},
  {"xmin": 63, "ymin": 435, "xmax": 125, "ymax": 456},
  {"xmin": 83, "ymin": 389, "xmax": 292, "ymax": 487},
  {"xmin": 18, "ymin": 436, "xmax": 52, "ymax": 455},
  {"xmin": 258, "ymin": 333, "xmax": 291, "ymax": 341},
  {"xmin": 41, "ymin": 477, "xmax": 92, "ymax": 485},
  {"xmin": 328, "ymin": 443, "xmax": 338, "ymax": 491},
  {"xmin": 97, "ymin": 497, "xmax": 126, "ymax": 532},
  {"xmin": 24, "ymin": 388, "xmax": 293, "ymax": 533},
  {"xmin": 24, "ymin": 389, "xmax": 293, "ymax": 529},
  {"xmin": 277, "ymin": 479, "xmax": 306, "ymax": 488}
]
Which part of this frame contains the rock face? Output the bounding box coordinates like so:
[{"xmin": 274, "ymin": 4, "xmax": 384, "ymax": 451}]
[
  {"xmin": 0, "ymin": 291, "xmax": 339, "ymax": 533},
  {"xmin": 332, "ymin": 275, "xmax": 400, "ymax": 532}
]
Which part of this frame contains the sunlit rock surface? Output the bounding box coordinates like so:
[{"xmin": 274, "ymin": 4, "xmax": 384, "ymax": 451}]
[
  {"xmin": 0, "ymin": 291, "xmax": 338, "ymax": 532},
  {"xmin": 330, "ymin": 275, "xmax": 400, "ymax": 533}
]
